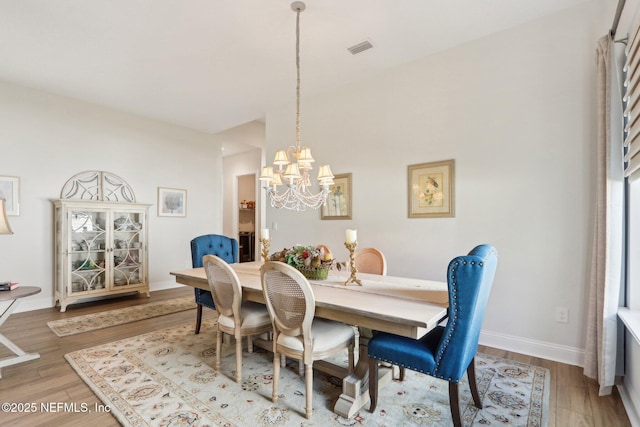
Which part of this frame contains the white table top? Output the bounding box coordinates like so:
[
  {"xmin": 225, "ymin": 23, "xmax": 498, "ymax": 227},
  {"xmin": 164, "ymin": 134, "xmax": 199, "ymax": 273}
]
[
  {"xmin": 0, "ymin": 286, "xmax": 41, "ymax": 302},
  {"xmin": 171, "ymin": 261, "xmax": 448, "ymax": 339}
]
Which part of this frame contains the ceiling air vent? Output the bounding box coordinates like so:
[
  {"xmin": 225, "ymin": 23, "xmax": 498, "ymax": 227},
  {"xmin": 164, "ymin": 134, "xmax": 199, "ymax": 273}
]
[{"xmin": 347, "ymin": 40, "xmax": 373, "ymax": 55}]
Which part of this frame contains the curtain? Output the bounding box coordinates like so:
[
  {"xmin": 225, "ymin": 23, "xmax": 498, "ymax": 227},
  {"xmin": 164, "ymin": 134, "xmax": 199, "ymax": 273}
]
[{"xmin": 583, "ymin": 35, "xmax": 625, "ymax": 396}]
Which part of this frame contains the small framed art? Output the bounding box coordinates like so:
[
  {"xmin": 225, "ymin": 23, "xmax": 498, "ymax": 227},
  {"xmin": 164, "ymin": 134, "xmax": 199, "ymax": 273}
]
[
  {"xmin": 321, "ymin": 173, "xmax": 352, "ymax": 220},
  {"xmin": 408, "ymin": 160, "xmax": 455, "ymax": 218},
  {"xmin": 158, "ymin": 187, "xmax": 187, "ymax": 217},
  {"xmin": 0, "ymin": 176, "xmax": 20, "ymax": 216}
]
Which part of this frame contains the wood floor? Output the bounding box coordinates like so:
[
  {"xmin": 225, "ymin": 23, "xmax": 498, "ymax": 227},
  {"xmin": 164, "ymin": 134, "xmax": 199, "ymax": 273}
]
[{"xmin": 0, "ymin": 287, "xmax": 632, "ymax": 426}]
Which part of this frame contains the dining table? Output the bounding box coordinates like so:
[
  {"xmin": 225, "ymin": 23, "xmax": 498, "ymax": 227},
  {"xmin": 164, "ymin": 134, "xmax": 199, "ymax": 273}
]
[{"xmin": 170, "ymin": 261, "xmax": 448, "ymax": 418}]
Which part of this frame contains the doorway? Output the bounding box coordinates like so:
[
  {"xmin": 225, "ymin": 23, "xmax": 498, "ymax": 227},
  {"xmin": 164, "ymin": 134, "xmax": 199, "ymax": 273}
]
[{"xmin": 237, "ymin": 174, "xmax": 256, "ymax": 262}]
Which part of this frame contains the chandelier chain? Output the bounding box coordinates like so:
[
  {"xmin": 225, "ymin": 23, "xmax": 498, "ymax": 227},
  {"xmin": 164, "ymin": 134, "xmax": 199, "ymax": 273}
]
[{"xmin": 295, "ymin": 6, "xmax": 301, "ymax": 149}]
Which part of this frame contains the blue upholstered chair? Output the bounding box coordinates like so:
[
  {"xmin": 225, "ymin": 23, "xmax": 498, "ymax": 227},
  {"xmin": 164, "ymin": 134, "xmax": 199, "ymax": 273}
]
[
  {"xmin": 190, "ymin": 234, "xmax": 238, "ymax": 334},
  {"xmin": 367, "ymin": 244, "xmax": 498, "ymax": 427}
]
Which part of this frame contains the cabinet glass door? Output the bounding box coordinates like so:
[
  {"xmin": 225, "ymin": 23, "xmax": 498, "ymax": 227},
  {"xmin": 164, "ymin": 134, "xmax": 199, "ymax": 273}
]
[
  {"xmin": 112, "ymin": 211, "xmax": 144, "ymax": 287},
  {"xmin": 69, "ymin": 210, "xmax": 107, "ymax": 294}
]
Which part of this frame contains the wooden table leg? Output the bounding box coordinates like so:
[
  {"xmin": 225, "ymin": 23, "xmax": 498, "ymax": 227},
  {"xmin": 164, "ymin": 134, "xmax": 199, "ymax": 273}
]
[
  {"xmin": 333, "ymin": 330, "xmax": 393, "ymax": 418},
  {"xmin": 0, "ymin": 299, "xmax": 40, "ymax": 379}
]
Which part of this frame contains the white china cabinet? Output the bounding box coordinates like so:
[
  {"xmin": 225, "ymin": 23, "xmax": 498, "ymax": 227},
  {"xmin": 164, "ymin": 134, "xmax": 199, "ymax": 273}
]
[{"xmin": 53, "ymin": 171, "xmax": 150, "ymax": 312}]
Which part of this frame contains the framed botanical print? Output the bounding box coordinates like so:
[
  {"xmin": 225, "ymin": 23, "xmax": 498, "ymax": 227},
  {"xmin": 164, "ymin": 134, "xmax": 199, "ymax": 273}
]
[
  {"xmin": 158, "ymin": 187, "xmax": 187, "ymax": 217},
  {"xmin": 321, "ymin": 173, "xmax": 352, "ymax": 220},
  {"xmin": 0, "ymin": 176, "xmax": 20, "ymax": 216},
  {"xmin": 408, "ymin": 160, "xmax": 455, "ymax": 218}
]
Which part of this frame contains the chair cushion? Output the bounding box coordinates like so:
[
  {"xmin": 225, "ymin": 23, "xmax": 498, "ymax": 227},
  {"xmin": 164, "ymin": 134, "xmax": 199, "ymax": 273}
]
[
  {"xmin": 368, "ymin": 326, "xmax": 444, "ymax": 375},
  {"xmin": 277, "ymin": 318, "xmax": 354, "ymax": 353},
  {"xmin": 218, "ymin": 301, "xmax": 271, "ymax": 329}
]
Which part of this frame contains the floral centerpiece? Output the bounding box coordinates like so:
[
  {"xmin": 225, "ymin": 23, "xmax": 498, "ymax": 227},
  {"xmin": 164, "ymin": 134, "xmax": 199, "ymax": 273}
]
[{"xmin": 270, "ymin": 244, "xmax": 337, "ymax": 280}]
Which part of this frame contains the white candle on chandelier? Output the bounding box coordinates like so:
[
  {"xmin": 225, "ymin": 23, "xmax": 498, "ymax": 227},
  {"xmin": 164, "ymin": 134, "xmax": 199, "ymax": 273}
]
[
  {"xmin": 261, "ymin": 228, "xmax": 270, "ymax": 240},
  {"xmin": 345, "ymin": 229, "xmax": 357, "ymax": 244}
]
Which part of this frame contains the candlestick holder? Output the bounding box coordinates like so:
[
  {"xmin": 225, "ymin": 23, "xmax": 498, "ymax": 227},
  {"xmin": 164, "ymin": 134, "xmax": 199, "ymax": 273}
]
[
  {"xmin": 260, "ymin": 237, "xmax": 271, "ymax": 263},
  {"xmin": 343, "ymin": 241, "xmax": 362, "ymax": 286}
]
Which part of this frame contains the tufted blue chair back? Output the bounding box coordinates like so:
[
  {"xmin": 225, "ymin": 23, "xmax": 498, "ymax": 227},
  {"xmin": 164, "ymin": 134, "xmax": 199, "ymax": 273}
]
[
  {"xmin": 433, "ymin": 244, "xmax": 498, "ymax": 382},
  {"xmin": 190, "ymin": 234, "xmax": 238, "ymax": 333},
  {"xmin": 190, "ymin": 234, "xmax": 238, "ymax": 268}
]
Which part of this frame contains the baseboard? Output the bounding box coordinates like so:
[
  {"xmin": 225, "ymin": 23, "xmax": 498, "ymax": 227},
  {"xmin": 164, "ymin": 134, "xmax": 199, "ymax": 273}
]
[
  {"xmin": 618, "ymin": 381, "xmax": 640, "ymax": 427},
  {"xmin": 12, "ymin": 295, "xmax": 53, "ymax": 313},
  {"xmin": 150, "ymin": 280, "xmax": 184, "ymax": 292},
  {"xmin": 11, "ymin": 281, "xmax": 184, "ymax": 314},
  {"xmin": 480, "ymin": 330, "xmax": 584, "ymax": 367}
]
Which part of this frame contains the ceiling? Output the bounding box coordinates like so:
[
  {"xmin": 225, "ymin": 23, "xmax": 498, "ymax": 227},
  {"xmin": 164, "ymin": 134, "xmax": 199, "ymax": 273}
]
[{"xmin": 1, "ymin": 1, "xmax": 588, "ymax": 145}]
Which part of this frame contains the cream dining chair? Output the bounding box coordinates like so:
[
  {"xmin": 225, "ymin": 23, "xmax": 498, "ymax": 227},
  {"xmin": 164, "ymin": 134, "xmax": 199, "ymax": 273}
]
[
  {"xmin": 202, "ymin": 255, "xmax": 273, "ymax": 383},
  {"xmin": 260, "ymin": 261, "xmax": 356, "ymax": 419},
  {"xmin": 354, "ymin": 247, "xmax": 387, "ymax": 275}
]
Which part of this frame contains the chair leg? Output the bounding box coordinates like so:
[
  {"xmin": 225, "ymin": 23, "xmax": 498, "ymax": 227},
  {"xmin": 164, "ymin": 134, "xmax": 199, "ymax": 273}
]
[
  {"xmin": 215, "ymin": 328, "xmax": 222, "ymax": 371},
  {"xmin": 449, "ymin": 382, "xmax": 462, "ymax": 427},
  {"xmin": 247, "ymin": 335, "xmax": 254, "ymax": 353},
  {"xmin": 399, "ymin": 366, "xmax": 405, "ymax": 381},
  {"xmin": 368, "ymin": 357, "xmax": 379, "ymax": 412},
  {"xmin": 467, "ymin": 357, "xmax": 483, "ymax": 409},
  {"xmin": 235, "ymin": 335, "xmax": 242, "ymax": 383},
  {"xmin": 195, "ymin": 304, "xmax": 203, "ymax": 334},
  {"xmin": 272, "ymin": 351, "xmax": 280, "ymax": 403},
  {"xmin": 305, "ymin": 362, "xmax": 313, "ymax": 419}
]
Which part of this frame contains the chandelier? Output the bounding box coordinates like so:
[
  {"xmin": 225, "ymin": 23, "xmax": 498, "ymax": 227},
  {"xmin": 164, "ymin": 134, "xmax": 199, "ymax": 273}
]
[{"xmin": 259, "ymin": 1, "xmax": 334, "ymax": 211}]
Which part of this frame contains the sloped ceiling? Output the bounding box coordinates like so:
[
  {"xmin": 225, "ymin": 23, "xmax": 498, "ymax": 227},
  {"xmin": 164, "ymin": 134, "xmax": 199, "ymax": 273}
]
[{"xmin": 0, "ymin": 0, "xmax": 589, "ymax": 137}]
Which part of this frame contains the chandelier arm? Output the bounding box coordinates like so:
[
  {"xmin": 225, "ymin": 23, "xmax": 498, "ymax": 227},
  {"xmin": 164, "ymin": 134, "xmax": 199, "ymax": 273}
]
[
  {"xmin": 287, "ymin": 145, "xmax": 297, "ymax": 162},
  {"xmin": 267, "ymin": 184, "xmax": 329, "ymax": 211}
]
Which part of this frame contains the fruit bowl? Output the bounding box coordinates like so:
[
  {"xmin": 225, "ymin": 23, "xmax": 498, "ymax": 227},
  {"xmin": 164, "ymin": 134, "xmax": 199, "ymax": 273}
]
[{"xmin": 296, "ymin": 265, "xmax": 330, "ymax": 280}]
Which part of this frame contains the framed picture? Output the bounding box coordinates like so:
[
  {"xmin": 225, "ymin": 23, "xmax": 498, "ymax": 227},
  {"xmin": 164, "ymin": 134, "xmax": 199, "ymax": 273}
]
[
  {"xmin": 0, "ymin": 176, "xmax": 20, "ymax": 216},
  {"xmin": 321, "ymin": 173, "xmax": 352, "ymax": 220},
  {"xmin": 158, "ymin": 187, "xmax": 187, "ymax": 217},
  {"xmin": 408, "ymin": 160, "xmax": 455, "ymax": 218}
]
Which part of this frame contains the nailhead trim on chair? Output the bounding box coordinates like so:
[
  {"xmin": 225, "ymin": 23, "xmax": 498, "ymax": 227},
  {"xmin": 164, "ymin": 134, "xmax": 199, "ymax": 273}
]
[{"xmin": 433, "ymin": 259, "xmax": 485, "ymax": 381}]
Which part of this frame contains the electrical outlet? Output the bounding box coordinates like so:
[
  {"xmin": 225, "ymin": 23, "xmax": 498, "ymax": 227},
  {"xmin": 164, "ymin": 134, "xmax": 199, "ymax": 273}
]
[{"xmin": 555, "ymin": 307, "xmax": 569, "ymax": 323}]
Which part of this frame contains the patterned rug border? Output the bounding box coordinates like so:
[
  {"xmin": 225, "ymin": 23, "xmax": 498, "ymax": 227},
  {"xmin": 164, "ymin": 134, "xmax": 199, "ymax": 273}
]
[
  {"xmin": 65, "ymin": 321, "xmax": 551, "ymax": 426},
  {"xmin": 47, "ymin": 296, "xmax": 196, "ymax": 337}
]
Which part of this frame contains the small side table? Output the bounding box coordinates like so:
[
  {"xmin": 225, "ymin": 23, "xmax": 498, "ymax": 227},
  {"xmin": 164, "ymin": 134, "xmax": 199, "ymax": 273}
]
[{"xmin": 0, "ymin": 286, "xmax": 41, "ymax": 378}]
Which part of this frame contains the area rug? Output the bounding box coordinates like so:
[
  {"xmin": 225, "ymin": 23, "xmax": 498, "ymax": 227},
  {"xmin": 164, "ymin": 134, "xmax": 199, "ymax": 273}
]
[
  {"xmin": 65, "ymin": 321, "xmax": 550, "ymax": 426},
  {"xmin": 48, "ymin": 297, "xmax": 196, "ymax": 337}
]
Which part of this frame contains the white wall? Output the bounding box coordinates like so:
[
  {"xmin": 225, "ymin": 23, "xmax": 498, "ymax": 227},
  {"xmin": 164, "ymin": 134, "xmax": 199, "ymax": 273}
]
[
  {"xmin": 0, "ymin": 80, "xmax": 223, "ymax": 312},
  {"xmin": 264, "ymin": 5, "xmax": 596, "ymax": 364},
  {"xmin": 220, "ymin": 123, "xmax": 264, "ymax": 245}
]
